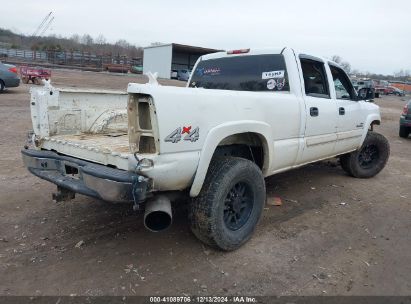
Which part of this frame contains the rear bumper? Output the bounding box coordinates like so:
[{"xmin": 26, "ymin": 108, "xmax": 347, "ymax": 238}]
[
  {"xmin": 400, "ymin": 116, "xmax": 411, "ymax": 127},
  {"xmin": 4, "ymin": 77, "xmax": 20, "ymax": 88},
  {"xmin": 21, "ymin": 149, "xmax": 150, "ymax": 203}
]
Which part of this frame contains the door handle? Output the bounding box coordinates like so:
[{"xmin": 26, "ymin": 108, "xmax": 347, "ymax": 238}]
[
  {"xmin": 310, "ymin": 107, "xmax": 319, "ymax": 117},
  {"xmin": 339, "ymin": 107, "xmax": 345, "ymax": 115}
]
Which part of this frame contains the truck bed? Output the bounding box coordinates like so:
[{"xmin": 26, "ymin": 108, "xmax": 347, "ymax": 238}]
[{"xmin": 31, "ymin": 86, "xmax": 132, "ymax": 170}]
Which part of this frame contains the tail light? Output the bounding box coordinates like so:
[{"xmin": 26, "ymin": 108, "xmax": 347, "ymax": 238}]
[
  {"xmin": 402, "ymin": 105, "xmax": 408, "ymax": 115},
  {"xmin": 8, "ymin": 67, "xmax": 17, "ymax": 74},
  {"xmin": 128, "ymin": 94, "xmax": 158, "ymax": 154},
  {"xmin": 227, "ymin": 48, "xmax": 250, "ymax": 55}
]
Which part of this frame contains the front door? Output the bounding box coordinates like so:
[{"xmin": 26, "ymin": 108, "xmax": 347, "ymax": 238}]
[
  {"xmin": 328, "ymin": 64, "xmax": 363, "ymax": 154},
  {"xmin": 299, "ymin": 57, "xmax": 338, "ymax": 163}
]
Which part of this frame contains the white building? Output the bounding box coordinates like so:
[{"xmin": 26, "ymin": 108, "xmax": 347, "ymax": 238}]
[{"xmin": 143, "ymin": 43, "xmax": 222, "ymax": 79}]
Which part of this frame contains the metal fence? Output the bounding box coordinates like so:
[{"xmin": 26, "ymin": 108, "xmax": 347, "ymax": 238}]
[
  {"xmin": 0, "ymin": 47, "xmax": 47, "ymax": 60},
  {"xmin": 0, "ymin": 47, "xmax": 141, "ymax": 70}
]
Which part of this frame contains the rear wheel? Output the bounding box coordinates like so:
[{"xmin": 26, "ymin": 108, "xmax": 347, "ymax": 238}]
[
  {"xmin": 189, "ymin": 157, "xmax": 266, "ymax": 251},
  {"xmin": 0, "ymin": 80, "xmax": 4, "ymax": 92},
  {"xmin": 399, "ymin": 126, "xmax": 410, "ymax": 138},
  {"xmin": 340, "ymin": 131, "xmax": 389, "ymax": 178}
]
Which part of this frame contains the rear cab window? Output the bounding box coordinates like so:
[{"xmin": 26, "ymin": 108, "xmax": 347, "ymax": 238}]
[
  {"xmin": 300, "ymin": 58, "xmax": 330, "ymax": 99},
  {"xmin": 189, "ymin": 54, "xmax": 290, "ymax": 92}
]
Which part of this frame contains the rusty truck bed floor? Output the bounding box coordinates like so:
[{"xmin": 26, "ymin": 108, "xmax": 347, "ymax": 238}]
[{"xmin": 48, "ymin": 133, "xmax": 130, "ymax": 154}]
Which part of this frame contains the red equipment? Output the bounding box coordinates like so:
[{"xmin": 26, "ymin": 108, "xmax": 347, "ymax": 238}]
[{"xmin": 20, "ymin": 66, "xmax": 52, "ymax": 85}]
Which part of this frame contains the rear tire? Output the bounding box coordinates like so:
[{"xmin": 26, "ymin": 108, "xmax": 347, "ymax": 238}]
[
  {"xmin": 340, "ymin": 131, "xmax": 389, "ymax": 178},
  {"xmin": 0, "ymin": 80, "xmax": 4, "ymax": 92},
  {"xmin": 399, "ymin": 126, "xmax": 409, "ymax": 138},
  {"xmin": 189, "ymin": 157, "xmax": 266, "ymax": 251}
]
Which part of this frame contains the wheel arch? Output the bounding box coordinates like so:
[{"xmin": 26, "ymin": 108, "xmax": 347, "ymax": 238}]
[
  {"xmin": 360, "ymin": 114, "xmax": 381, "ymax": 145},
  {"xmin": 370, "ymin": 119, "xmax": 380, "ymax": 130},
  {"xmin": 189, "ymin": 121, "xmax": 272, "ymax": 197}
]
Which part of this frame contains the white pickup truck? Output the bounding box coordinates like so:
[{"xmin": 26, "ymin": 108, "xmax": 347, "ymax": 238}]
[{"xmin": 22, "ymin": 47, "xmax": 389, "ymax": 250}]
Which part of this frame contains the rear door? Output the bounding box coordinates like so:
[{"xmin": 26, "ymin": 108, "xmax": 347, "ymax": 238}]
[
  {"xmin": 328, "ymin": 64, "xmax": 363, "ymax": 153},
  {"xmin": 298, "ymin": 56, "xmax": 338, "ymax": 163}
]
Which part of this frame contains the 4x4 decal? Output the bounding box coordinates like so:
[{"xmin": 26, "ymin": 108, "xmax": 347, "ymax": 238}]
[{"xmin": 165, "ymin": 126, "xmax": 199, "ymax": 143}]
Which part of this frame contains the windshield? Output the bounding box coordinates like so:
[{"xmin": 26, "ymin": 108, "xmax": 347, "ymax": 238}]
[{"xmin": 189, "ymin": 54, "xmax": 289, "ymax": 92}]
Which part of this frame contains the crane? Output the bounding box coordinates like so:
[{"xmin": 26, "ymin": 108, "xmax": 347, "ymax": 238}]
[
  {"xmin": 38, "ymin": 16, "xmax": 55, "ymax": 37},
  {"xmin": 32, "ymin": 12, "xmax": 53, "ymax": 37}
]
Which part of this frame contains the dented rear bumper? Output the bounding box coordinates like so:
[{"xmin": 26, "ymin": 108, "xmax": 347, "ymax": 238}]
[{"xmin": 21, "ymin": 149, "xmax": 150, "ymax": 203}]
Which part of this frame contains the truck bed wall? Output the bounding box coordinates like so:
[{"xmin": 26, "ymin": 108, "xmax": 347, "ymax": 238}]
[{"xmin": 30, "ymin": 87, "xmax": 128, "ymax": 138}]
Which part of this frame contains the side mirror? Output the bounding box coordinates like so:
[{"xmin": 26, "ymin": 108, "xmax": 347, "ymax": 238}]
[{"xmin": 357, "ymin": 88, "xmax": 374, "ymax": 102}]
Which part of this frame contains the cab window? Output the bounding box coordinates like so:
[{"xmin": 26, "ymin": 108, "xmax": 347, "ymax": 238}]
[
  {"xmin": 329, "ymin": 64, "xmax": 356, "ymax": 100},
  {"xmin": 300, "ymin": 58, "xmax": 330, "ymax": 99},
  {"xmin": 189, "ymin": 54, "xmax": 290, "ymax": 92}
]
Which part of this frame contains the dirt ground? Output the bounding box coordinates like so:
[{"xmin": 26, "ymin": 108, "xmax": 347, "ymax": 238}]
[{"xmin": 0, "ymin": 69, "xmax": 410, "ymax": 296}]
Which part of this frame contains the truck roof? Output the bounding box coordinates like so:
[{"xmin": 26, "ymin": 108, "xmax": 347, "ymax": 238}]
[
  {"xmin": 200, "ymin": 47, "xmax": 339, "ymax": 68},
  {"xmin": 201, "ymin": 47, "xmax": 286, "ymax": 61}
]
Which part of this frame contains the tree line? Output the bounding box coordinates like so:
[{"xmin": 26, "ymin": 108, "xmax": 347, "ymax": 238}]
[{"xmin": 0, "ymin": 28, "xmax": 143, "ymax": 59}]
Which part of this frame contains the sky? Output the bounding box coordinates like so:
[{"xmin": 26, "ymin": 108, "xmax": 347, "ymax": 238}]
[{"xmin": 1, "ymin": 0, "xmax": 410, "ymax": 75}]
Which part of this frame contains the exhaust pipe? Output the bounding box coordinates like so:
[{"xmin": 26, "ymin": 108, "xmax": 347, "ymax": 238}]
[{"xmin": 144, "ymin": 195, "xmax": 172, "ymax": 232}]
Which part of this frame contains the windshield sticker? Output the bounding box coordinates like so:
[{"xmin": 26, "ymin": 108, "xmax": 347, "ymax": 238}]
[
  {"xmin": 276, "ymin": 78, "xmax": 285, "ymax": 90},
  {"xmin": 267, "ymin": 79, "xmax": 276, "ymax": 90},
  {"xmin": 197, "ymin": 67, "xmax": 221, "ymax": 76},
  {"xmin": 204, "ymin": 67, "xmax": 221, "ymax": 75},
  {"xmin": 262, "ymin": 70, "xmax": 285, "ymax": 79}
]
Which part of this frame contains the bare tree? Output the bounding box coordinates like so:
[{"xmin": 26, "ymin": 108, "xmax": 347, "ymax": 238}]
[
  {"xmin": 331, "ymin": 55, "xmax": 351, "ymax": 73},
  {"xmin": 331, "ymin": 55, "xmax": 342, "ymax": 63},
  {"xmin": 95, "ymin": 34, "xmax": 106, "ymax": 45},
  {"xmin": 115, "ymin": 39, "xmax": 131, "ymax": 49},
  {"xmin": 70, "ymin": 34, "xmax": 80, "ymax": 44},
  {"xmin": 81, "ymin": 34, "xmax": 93, "ymax": 46}
]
